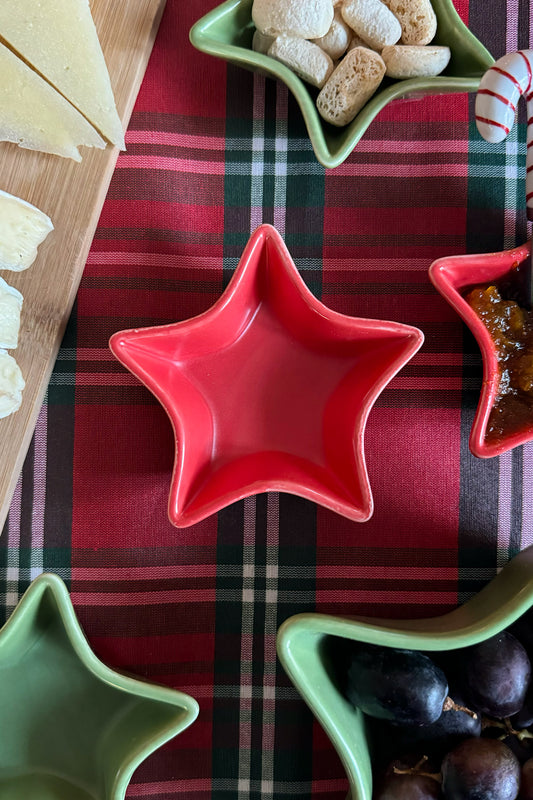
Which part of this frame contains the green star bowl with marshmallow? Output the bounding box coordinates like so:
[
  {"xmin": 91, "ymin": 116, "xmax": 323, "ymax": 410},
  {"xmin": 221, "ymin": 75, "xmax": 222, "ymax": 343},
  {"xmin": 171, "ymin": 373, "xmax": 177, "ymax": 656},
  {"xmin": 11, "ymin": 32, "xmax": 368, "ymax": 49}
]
[{"xmin": 190, "ymin": 0, "xmax": 494, "ymax": 168}]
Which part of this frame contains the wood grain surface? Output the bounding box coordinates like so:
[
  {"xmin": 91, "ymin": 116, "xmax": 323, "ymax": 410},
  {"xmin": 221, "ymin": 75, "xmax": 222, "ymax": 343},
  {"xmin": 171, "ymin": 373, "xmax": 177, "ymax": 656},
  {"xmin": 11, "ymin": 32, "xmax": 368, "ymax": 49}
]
[{"xmin": 0, "ymin": 0, "xmax": 167, "ymax": 532}]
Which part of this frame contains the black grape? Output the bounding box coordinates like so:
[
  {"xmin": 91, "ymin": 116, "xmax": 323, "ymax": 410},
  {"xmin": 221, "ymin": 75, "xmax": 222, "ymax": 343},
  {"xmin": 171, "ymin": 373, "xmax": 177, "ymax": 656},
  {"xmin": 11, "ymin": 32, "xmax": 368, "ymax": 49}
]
[
  {"xmin": 386, "ymin": 695, "xmax": 481, "ymax": 761},
  {"xmin": 509, "ymin": 607, "xmax": 533, "ymax": 658},
  {"xmin": 511, "ymin": 682, "xmax": 533, "ymax": 728},
  {"xmin": 460, "ymin": 631, "xmax": 531, "ymax": 717},
  {"xmin": 520, "ymin": 757, "xmax": 533, "ymax": 800},
  {"xmin": 344, "ymin": 643, "xmax": 448, "ymax": 726},
  {"xmin": 481, "ymin": 719, "xmax": 533, "ymax": 763},
  {"xmin": 374, "ymin": 771, "xmax": 442, "ymax": 799},
  {"xmin": 502, "ymin": 732, "xmax": 533, "ymax": 765},
  {"xmin": 441, "ymin": 737, "xmax": 520, "ymax": 800}
]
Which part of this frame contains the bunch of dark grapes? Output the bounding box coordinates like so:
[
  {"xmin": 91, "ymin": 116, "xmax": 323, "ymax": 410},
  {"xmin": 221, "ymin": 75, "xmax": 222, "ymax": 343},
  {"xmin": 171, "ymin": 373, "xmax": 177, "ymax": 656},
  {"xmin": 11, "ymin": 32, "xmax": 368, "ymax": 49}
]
[{"xmin": 340, "ymin": 624, "xmax": 533, "ymax": 800}]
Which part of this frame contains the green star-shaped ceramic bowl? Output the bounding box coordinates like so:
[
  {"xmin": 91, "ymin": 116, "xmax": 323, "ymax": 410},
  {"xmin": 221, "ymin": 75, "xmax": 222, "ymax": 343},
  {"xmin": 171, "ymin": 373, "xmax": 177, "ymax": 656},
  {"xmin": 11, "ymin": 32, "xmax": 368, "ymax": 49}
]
[
  {"xmin": 0, "ymin": 572, "xmax": 199, "ymax": 800},
  {"xmin": 189, "ymin": 0, "xmax": 494, "ymax": 168},
  {"xmin": 276, "ymin": 545, "xmax": 533, "ymax": 800}
]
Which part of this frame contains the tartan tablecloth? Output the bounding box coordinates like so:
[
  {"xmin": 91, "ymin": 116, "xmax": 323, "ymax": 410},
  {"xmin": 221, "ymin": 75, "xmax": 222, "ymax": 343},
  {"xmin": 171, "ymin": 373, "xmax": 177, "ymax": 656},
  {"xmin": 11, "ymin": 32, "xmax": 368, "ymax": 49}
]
[{"xmin": 2, "ymin": 0, "xmax": 532, "ymax": 797}]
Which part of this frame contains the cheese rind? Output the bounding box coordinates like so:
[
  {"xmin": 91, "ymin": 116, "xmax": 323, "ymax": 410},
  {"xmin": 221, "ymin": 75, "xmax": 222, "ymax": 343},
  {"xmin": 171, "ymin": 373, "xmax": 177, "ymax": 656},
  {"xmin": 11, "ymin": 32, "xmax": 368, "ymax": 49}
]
[
  {"xmin": 0, "ymin": 350, "xmax": 25, "ymax": 419},
  {"xmin": 0, "ymin": 0, "xmax": 125, "ymax": 149},
  {"xmin": 0, "ymin": 189, "xmax": 54, "ymax": 271},
  {"xmin": 0, "ymin": 42, "xmax": 105, "ymax": 161},
  {"xmin": 0, "ymin": 277, "xmax": 22, "ymax": 350}
]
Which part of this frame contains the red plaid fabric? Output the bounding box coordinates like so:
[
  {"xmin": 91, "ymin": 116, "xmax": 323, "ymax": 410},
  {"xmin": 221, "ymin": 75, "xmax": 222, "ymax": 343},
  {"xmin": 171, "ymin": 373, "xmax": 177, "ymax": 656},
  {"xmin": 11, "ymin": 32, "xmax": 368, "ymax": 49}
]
[{"xmin": 2, "ymin": 0, "xmax": 532, "ymax": 798}]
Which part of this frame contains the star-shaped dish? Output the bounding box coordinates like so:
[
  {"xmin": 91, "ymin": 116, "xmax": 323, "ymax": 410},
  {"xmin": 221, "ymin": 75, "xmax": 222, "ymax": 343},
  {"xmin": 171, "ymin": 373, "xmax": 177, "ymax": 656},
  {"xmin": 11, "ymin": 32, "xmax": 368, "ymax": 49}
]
[
  {"xmin": 189, "ymin": 0, "xmax": 493, "ymax": 169},
  {"xmin": 0, "ymin": 572, "xmax": 199, "ymax": 800},
  {"xmin": 429, "ymin": 242, "xmax": 532, "ymax": 458},
  {"xmin": 109, "ymin": 224, "xmax": 424, "ymax": 528},
  {"xmin": 276, "ymin": 544, "xmax": 533, "ymax": 800}
]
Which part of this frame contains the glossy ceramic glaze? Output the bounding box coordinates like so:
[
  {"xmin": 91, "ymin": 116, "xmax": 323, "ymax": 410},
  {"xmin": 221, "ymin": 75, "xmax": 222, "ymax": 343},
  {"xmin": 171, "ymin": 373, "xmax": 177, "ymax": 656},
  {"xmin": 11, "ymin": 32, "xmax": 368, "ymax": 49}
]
[
  {"xmin": 429, "ymin": 242, "xmax": 531, "ymax": 457},
  {"xmin": 189, "ymin": 0, "xmax": 494, "ymax": 169},
  {"xmin": 0, "ymin": 573, "xmax": 199, "ymax": 800},
  {"xmin": 277, "ymin": 544, "xmax": 533, "ymax": 800},
  {"xmin": 110, "ymin": 224, "xmax": 424, "ymax": 527}
]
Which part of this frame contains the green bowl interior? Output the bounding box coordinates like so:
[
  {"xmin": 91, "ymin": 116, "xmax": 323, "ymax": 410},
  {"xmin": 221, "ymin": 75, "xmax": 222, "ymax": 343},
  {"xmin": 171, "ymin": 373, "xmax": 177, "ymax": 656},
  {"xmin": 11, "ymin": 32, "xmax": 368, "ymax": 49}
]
[
  {"xmin": 0, "ymin": 573, "xmax": 199, "ymax": 800},
  {"xmin": 276, "ymin": 546, "xmax": 533, "ymax": 800},
  {"xmin": 189, "ymin": 0, "xmax": 494, "ymax": 168}
]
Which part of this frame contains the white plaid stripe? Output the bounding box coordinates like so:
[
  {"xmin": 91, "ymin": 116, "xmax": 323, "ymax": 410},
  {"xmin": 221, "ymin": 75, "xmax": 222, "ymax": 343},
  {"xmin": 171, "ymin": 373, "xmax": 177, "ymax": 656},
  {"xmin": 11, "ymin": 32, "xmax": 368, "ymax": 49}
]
[
  {"xmin": 31, "ymin": 404, "xmax": 47, "ymax": 566},
  {"xmin": 251, "ymin": 73, "xmax": 266, "ymax": 232},
  {"xmin": 211, "ymin": 778, "xmax": 315, "ymax": 795},
  {"xmin": 261, "ymin": 494, "xmax": 280, "ymax": 800},
  {"xmin": 238, "ymin": 496, "xmax": 257, "ymax": 798},
  {"xmin": 497, "ymin": 450, "xmax": 513, "ymax": 561},
  {"xmin": 522, "ymin": 444, "xmax": 533, "ymax": 548},
  {"xmin": 502, "ymin": 126, "xmax": 522, "ymax": 249},
  {"xmin": 503, "ymin": 3, "xmax": 528, "ymax": 248},
  {"xmin": 2, "ymin": 371, "xmax": 71, "ymax": 619},
  {"xmin": 7, "ymin": 476, "xmax": 21, "ymax": 552},
  {"xmin": 273, "ymin": 84, "xmax": 288, "ymax": 237},
  {"xmin": 262, "ymin": 85, "xmax": 287, "ymax": 800},
  {"xmin": 506, "ymin": 0, "xmax": 520, "ymax": 53},
  {"xmin": 4, "ymin": 454, "xmax": 23, "ymax": 616}
]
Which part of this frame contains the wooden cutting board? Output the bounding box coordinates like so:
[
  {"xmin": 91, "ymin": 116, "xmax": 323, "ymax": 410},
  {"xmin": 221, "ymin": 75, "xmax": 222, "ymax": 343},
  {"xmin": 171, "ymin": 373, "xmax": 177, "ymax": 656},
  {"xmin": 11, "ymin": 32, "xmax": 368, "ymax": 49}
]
[{"xmin": 0, "ymin": 0, "xmax": 167, "ymax": 533}]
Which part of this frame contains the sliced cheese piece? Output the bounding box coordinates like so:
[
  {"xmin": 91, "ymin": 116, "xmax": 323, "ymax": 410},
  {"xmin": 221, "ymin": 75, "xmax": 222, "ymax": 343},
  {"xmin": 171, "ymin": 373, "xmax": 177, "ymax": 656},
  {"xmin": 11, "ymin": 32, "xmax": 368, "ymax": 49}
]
[
  {"xmin": 0, "ymin": 189, "xmax": 54, "ymax": 271},
  {"xmin": 0, "ymin": 0, "xmax": 125, "ymax": 149},
  {"xmin": 0, "ymin": 41, "xmax": 105, "ymax": 161},
  {"xmin": 0, "ymin": 349, "xmax": 24, "ymax": 419},
  {"xmin": 0, "ymin": 278, "xmax": 22, "ymax": 350}
]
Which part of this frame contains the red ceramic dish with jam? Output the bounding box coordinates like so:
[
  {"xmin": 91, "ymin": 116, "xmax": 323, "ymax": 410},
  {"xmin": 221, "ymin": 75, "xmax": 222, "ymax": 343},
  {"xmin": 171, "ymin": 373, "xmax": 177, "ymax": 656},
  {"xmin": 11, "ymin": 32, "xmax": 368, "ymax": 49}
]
[{"xmin": 429, "ymin": 242, "xmax": 532, "ymax": 458}]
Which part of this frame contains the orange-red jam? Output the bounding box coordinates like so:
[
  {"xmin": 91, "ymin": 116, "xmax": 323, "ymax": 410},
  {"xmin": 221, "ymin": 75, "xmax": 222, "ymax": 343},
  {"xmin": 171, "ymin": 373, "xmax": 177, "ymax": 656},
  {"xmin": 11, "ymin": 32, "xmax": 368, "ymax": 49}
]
[{"xmin": 464, "ymin": 262, "xmax": 533, "ymax": 444}]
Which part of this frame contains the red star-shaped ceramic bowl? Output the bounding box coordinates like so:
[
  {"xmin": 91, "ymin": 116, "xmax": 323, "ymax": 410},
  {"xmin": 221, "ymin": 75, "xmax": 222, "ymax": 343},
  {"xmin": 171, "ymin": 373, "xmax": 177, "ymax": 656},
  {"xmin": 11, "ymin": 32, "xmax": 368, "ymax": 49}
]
[
  {"xmin": 110, "ymin": 224, "xmax": 424, "ymax": 527},
  {"xmin": 429, "ymin": 242, "xmax": 531, "ymax": 458}
]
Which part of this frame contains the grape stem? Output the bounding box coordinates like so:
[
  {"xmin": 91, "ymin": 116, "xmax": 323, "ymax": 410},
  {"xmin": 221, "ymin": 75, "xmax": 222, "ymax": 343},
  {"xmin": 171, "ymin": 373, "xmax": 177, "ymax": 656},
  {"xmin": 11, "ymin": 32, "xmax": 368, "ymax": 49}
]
[
  {"xmin": 392, "ymin": 756, "xmax": 442, "ymax": 783},
  {"xmin": 481, "ymin": 715, "xmax": 533, "ymax": 741},
  {"xmin": 443, "ymin": 696, "xmax": 478, "ymax": 719}
]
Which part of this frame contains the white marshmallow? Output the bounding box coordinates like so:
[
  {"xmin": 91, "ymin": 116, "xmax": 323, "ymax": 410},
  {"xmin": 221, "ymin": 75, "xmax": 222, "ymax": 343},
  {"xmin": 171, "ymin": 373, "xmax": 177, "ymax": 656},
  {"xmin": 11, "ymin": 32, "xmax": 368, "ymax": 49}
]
[
  {"xmin": 268, "ymin": 34, "xmax": 334, "ymax": 88},
  {"xmin": 382, "ymin": 45, "xmax": 450, "ymax": 78},
  {"xmin": 312, "ymin": 8, "xmax": 352, "ymax": 61},
  {"xmin": 317, "ymin": 46, "xmax": 386, "ymax": 126},
  {"xmin": 383, "ymin": 0, "xmax": 437, "ymax": 45},
  {"xmin": 252, "ymin": 0, "xmax": 334, "ymax": 38},
  {"xmin": 342, "ymin": 0, "xmax": 401, "ymax": 50},
  {"xmin": 252, "ymin": 29, "xmax": 276, "ymax": 54}
]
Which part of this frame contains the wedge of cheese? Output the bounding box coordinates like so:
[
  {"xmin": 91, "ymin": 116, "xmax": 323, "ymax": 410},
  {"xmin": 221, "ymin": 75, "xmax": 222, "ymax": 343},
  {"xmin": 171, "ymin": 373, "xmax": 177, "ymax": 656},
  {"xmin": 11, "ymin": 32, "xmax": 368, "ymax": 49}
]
[
  {"xmin": 0, "ymin": 278, "xmax": 22, "ymax": 350},
  {"xmin": 0, "ymin": 41, "xmax": 105, "ymax": 161},
  {"xmin": 0, "ymin": 0, "xmax": 125, "ymax": 150},
  {"xmin": 0, "ymin": 189, "xmax": 54, "ymax": 271},
  {"xmin": 0, "ymin": 350, "xmax": 25, "ymax": 419}
]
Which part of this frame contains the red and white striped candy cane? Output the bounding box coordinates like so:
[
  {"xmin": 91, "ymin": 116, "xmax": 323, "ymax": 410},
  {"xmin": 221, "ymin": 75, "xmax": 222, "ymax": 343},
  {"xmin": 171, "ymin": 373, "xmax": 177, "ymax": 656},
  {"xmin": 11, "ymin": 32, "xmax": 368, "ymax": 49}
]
[{"xmin": 475, "ymin": 50, "xmax": 533, "ymax": 219}]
